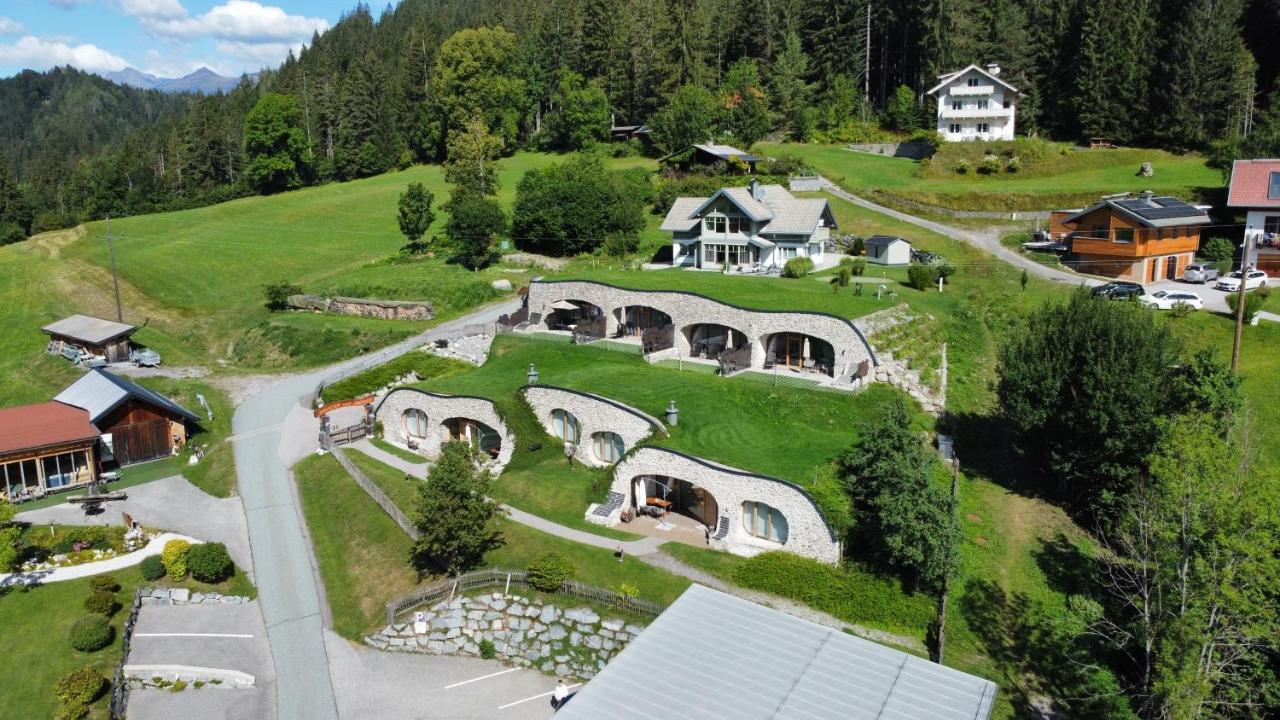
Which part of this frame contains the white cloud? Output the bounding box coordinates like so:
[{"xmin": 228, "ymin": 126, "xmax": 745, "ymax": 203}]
[
  {"xmin": 0, "ymin": 17, "xmax": 24, "ymax": 35},
  {"xmin": 214, "ymin": 39, "xmax": 299, "ymax": 68},
  {"xmin": 143, "ymin": 0, "xmax": 327, "ymax": 43},
  {"xmin": 50, "ymin": 0, "xmax": 94, "ymax": 9},
  {"xmin": 0, "ymin": 36, "xmax": 129, "ymax": 72},
  {"xmin": 120, "ymin": 0, "xmax": 187, "ymax": 20}
]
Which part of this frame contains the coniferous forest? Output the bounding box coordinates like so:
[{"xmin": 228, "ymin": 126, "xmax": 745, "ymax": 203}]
[{"xmin": 2, "ymin": 0, "xmax": 1280, "ymax": 241}]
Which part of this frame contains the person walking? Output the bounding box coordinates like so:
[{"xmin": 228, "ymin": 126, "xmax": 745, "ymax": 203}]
[{"xmin": 551, "ymin": 679, "xmax": 569, "ymax": 710}]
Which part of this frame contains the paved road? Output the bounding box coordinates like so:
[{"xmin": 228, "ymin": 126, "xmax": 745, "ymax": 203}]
[
  {"xmin": 231, "ymin": 299, "xmax": 520, "ymax": 720},
  {"xmin": 818, "ymin": 176, "xmax": 1101, "ymax": 287}
]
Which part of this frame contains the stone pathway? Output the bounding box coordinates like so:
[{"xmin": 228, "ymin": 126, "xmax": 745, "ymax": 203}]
[
  {"xmin": 637, "ymin": 550, "xmax": 926, "ymax": 653},
  {"xmin": 0, "ymin": 532, "xmax": 200, "ymax": 586}
]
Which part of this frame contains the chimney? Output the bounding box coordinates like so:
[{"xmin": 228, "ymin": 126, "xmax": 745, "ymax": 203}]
[
  {"xmin": 986, "ymin": 63, "xmax": 1000, "ymax": 77},
  {"xmin": 749, "ymin": 178, "xmax": 765, "ymax": 201},
  {"xmin": 1140, "ymin": 190, "xmax": 1155, "ymax": 203}
]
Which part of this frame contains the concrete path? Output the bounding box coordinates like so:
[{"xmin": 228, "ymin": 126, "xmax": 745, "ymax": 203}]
[
  {"xmin": 1256, "ymin": 310, "xmax": 1280, "ymax": 325},
  {"xmin": 17, "ymin": 475, "xmax": 253, "ymax": 575},
  {"xmin": 346, "ymin": 439, "xmax": 428, "ymax": 479},
  {"xmin": 501, "ymin": 505, "xmax": 664, "ymax": 556},
  {"xmin": 230, "ymin": 298, "xmax": 521, "ymax": 720},
  {"xmin": 0, "ymin": 532, "xmax": 199, "ymax": 586},
  {"xmin": 129, "ymin": 600, "xmax": 276, "ymax": 720},
  {"xmin": 818, "ymin": 176, "xmax": 1100, "ymax": 287}
]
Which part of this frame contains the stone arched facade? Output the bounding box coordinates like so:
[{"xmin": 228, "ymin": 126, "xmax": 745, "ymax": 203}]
[
  {"xmin": 375, "ymin": 388, "xmax": 515, "ymax": 472},
  {"xmin": 527, "ymin": 279, "xmax": 877, "ymax": 383},
  {"xmin": 521, "ymin": 385, "xmax": 665, "ymax": 468},
  {"xmin": 586, "ymin": 446, "xmax": 841, "ymax": 564}
]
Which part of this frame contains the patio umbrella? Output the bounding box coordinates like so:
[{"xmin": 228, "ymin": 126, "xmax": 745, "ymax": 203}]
[
  {"xmin": 634, "ymin": 478, "xmax": 646, "ymax": 507},
  {"xmin": 550, "ymin": 300, "xmax": 579, "ymax": 311},
  {"xmin": 802, "ymin": 336, "xmax": 811, "ymax": 358}
]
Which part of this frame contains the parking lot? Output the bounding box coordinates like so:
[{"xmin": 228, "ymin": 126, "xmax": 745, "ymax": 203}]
[{"xmin": 1143, "ymin": 277, "xmax": 1255, "ymax": 314}]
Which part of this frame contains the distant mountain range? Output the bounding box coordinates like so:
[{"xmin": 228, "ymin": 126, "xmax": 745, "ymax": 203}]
[{"xmin": 101, "ymin": 67, "xmax": 251, "ymax": 94}]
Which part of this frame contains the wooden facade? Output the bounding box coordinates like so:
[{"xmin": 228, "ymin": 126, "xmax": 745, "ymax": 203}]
[
  {"xmin": 1065, "ymin": 206, "xmax": 1201, "ymax": 282},
  {"xmin": 0, "ymin": 440, "xmax": 98, "ymax": 501},
  {"xmin": 97, "ymin": 398, "xmax": 188, "ymax": 466}
]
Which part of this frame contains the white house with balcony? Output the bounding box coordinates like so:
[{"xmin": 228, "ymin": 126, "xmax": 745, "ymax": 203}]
[
  {"xmin": 660, "ymin": 179, "xmax": 836, "ymax": 271},
  {"xmin": 927, "ymin": 63, "xmax": 1018, "ymax": 142}
]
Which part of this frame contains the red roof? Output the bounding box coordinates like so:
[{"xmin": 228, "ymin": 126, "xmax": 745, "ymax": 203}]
[
  {"xmin": 1227, "ymin": 159, "xmax": 1280, "ymax": 208},
  {"xmin": 0, "ymin": 402, "xmax": 100, "ymax": 456}
]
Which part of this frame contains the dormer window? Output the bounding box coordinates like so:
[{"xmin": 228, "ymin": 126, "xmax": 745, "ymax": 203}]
[{"xmin": 1269, "ymin": 171, "xmax": 1280, "ymax": 200}]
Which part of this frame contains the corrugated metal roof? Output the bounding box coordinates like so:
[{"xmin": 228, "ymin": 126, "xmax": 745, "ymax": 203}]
[
  {"xmin": 41, "ymin": 314, "xmax": 137, "ymax": 345},
  {"xmin": 55, "ymin": 369, "xmax": 199, "ymax": 426},
  {"xmin": 557, "ymin": 585, "xmax": 997, "ymax": 720},
  {"xmin": 0, "ymin": 402, "xmax": 99, "ymax": 456}
]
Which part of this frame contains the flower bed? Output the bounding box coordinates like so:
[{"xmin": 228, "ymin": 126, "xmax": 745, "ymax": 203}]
[{"xmin": 17, "ymin": 525, "xmax": 156, "ymax": 573}]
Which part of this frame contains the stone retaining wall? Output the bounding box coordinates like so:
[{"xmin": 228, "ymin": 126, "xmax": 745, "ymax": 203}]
[
  {"xmin": 364, "ymin": 592, "xmax": 645, "ymax": 680},
  {"xmin": 375, "ymin": 388, "xmax": 515, "ymax": 472},
  {"xmin": 521, "ymin": 385, "xmax": 664, "ymax": 467},
  {"xmin": 140, "ymin": 587, "xmax": 253, "ymax": 606},
  {"xmin": 288, "ymin": 294, "xmax": 434, "ymax": 321},
  {"xmin": 846, "ymin": 140, "xmax": 933, "ymax": 159}
]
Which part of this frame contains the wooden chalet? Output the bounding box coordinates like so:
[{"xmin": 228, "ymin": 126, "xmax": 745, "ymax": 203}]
[
  {"xmin": 1059, "ymin": 193, "xmax": 1210, "ymax": 282},
  {"xmin": 55, "ymin": 369, "xmax": 199, "ymax": 466},
  {"xmin": 0, "ymin": 402, "xmax": 100, "ymax": 501}
]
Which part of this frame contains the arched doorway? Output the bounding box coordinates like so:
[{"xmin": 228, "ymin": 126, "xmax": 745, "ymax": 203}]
[
  {"xmin": 764, "ymin": 333, "xmax": 836, "ymax": 376},
  {"xmin": 546, "ymin": 300, "xmax": 605, "ymax": 334},
  {"xmin": 683, "ymin": 323, "xmax": 749, "ymax": 361},
  {"xmin": 631, "ymin": 475, "xmax": 719, "ymax": 529},
  {"xmin": 618, "ymin": 306, "xmax": 672, "ymax": 337},
  {"xmin": 442, "ymin": 417, "xmax": 503, "ymax": 459}
]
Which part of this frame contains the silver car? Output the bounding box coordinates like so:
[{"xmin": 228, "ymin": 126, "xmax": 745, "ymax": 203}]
[{"xmin": 1181, "ymin": 264, "xmax": 1219, "ymax": 283}]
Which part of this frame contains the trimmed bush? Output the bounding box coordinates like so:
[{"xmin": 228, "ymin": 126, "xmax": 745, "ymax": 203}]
[
  {"xmin": 83, "ymin": 590, "xmax": 118, "ymax": 616},
  {"xmin": 781, "ymin": 257, "xmax": 815, "ymax": 278},
  {"xmin": 57, "ymin": 704, "xmax": 88, "ymax": 720},
  {"xmin": 188, "ymin": 542, "xmax": 234, "ymax": 583},
  {"xmin": 53, "ymin": 666, "xmax": 106, "ymax": 706},
  {"xmin": 140, "ymin": 554, "xmax": 166, "ymax": 581},
  {"xmin": 87, "ymin": 574, "xmax": 120, "ymax": 594},
  {"xmin": 68, "ymin": 614, "xmax": 114, "ymax": 652},
  {"xmin": 848, "ymin": 258, "xmax": 866, "ymax": 276},
  {"xmin": 162, "ymin": 539, "xmax": 191, "ymax": 579},
  {"xmin": 1225, "ymin": 286, "xmax": 1269, "ymax": 323},
  {"xmin": 479, "ymin": 638, "xmax": 496, "ymax": 659},
  {"xmin": 907, "ymin": 264, "xmax": 939, "ymax": 291},
  {"xmin": 527, "ymin": 552, "xmax": 576, "ymax": 592}
]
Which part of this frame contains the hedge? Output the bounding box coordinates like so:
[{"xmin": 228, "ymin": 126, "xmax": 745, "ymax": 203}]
[
  {"xmin": 188, "ymin": 542, "xmax": 234, "ymax": 583},
  {"xmin": 68, "ymin": 615, "xmax": 114, "ymax": 652},
  {"xmin": 322, "ymin": 352, "xmax": 472, "ymax": 404},
  {"xmin": 731, "ymin": 552, "xmax": 935, "ymax": 634},
  {"xmin": 162, "ymin": 539, "xmax": 191, "ymax": 579},
  {"xmin": 527, "ymin": 552, "xmax": 576, "ymax": 592},
  {"xmin": 140, "ymin": 554, "xmax": 166, "ymax": 581},
  {"xmin": 53, "ymin": 666, "xmax": 106, "ymax": 706}
]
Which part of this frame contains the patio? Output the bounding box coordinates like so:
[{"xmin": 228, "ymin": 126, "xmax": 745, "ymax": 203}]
[{"xmin": 762, "ymin": 332, "xmax": 836, "ymax": 378}]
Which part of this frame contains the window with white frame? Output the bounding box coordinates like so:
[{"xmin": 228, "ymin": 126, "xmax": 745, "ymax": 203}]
[
  {"xmin": 948, "ymin": 123, "xmax": 961, "ymax": 134},
  {"xmin": 977, "ymin": 99, "xmax": 989, "ymax": 109},
  {"xmin": 742, "ymin": 501, "xmax": 788, "ymax": 543},
  {"xmin": 951, "ymin": 101, "xmax": 962, "ymax": 110},
  {"xmin": 966, "ymin": 77, "xmax": 980, "ymax": 87},
  {"xmin": 592, "ymin": 432, "xmax": 624, "ymax": 464},
  {"xmin": 727, "ymin": 216, "xmax": 742, "ymax": 234},
  {"xmin": 403, "ymin": 408, "xmax": 429, "ymax": 438},
  {"xmin": 704, "ymin": 215, "xmax": 726, "ymax": 233},
  {"xmin": 779, "ymin": 246, "xmax": 798, "ymax": 259},
  {"xmin": 977, "ymin": 123, "xmax": 990, "ymax": 133},
  {"xmin": 550, "ymin": 409, "xmax": 579, "ymax": 444}
]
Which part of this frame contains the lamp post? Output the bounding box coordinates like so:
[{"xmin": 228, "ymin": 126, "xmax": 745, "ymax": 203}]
[
  {"xmin": 1230, "ymin": 235, "xmax": 1255, "ymax": 372},
  {"xmin": 527, "ymin": 363, "xmax": 539, "ymax": 385},
  {"xmin": 665, "ymin": 400, "xmax": 679, "ymax": 427}
]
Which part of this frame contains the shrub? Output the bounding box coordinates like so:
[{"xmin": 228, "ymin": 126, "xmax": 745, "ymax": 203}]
[
  {"xmin": 830, "ymin": 266, "xmax": 852, "ymax": 291},
  {"xmin": 188, "ymin": 542, "xmax": 234, "ymax": 583},
  {"xmin": 68, "ymin": 615, "xmax": 114, "ymax": 652},
  {"xmin": 84, "ymin": 590, "xmax": 118, "ymax": 616},
  {"xmin": 88, "ymin": 575, "xmax": 119, "ymax": 594},
  {"xmin": 954, "ymin": 159, "xmax": 971, "ymax": 174},
  {"xmin": 57, "ymin": 704, "xmax": 88, "ymax": 720},
  {"xmin": 161, "ymin": 539, "xmax": 191, "ymax": 579},
  {"xmin": 263, "ymin": 282, "xmax": 302, "ymax": 311},
  {"xmin": 1199, "ymin": 236, "xmax": 1235, "ymax": 264},
  {"xmin": 170, "ymin": 679, "xmax": 188, "ymax": 693},
  {"xmin": 1225, "ymin": 286, "xmax": 1269, "ymax": 323},
  {"xmin": 479, "ymin": 638, "xmax": 496, "ymax": 659},
  {"xmin": 781, "ymin": 257, "xmax": 815, "ymax": 278},
  {"xmin": 907, "ymin": 264, "xmax": 939, "ymax": 290},
  {"xmin": 850, "ymin": 236, "xmax": 865, "ymax": 256},
  {"xmin": 978, "ymin": 154, "xmax": 1001, "ymax": 174},
  {"xmin": 140, "ymin": 554, "xmax": 166, "ymax": 581},
  {"xmin": 53, "ymin": 667, "xmax": 106, "ymax": 706},
  {"xmin": 848, "ymin": 258, "xmax": 866, "ymax": 276},
  {"xmin": 935, "ymin": 261, "xmax": 956, "ymax": 283},
  {"xmin": 610, "ymin": 582, "xmax": 639, "ymax": 606},
  {"xmin": 527, "ymin": 552, "xmax": 576, "ymax": 592},
  {"xmin": 1005, "ymin": 156, "xmax": 1022, "ymax": 173}
]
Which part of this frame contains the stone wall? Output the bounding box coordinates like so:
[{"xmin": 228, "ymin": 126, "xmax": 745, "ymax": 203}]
[
  {"xmin": 587, "ymin": 446, "xmax": 841, "ymax": 564},
  {"xmin": 364, "ymin": 592, "xmax": 644, "ymax": 680},
  {"xmin": 527, "ymin": 279, "xmax": 877, "ymax": 382},
  {"xmin": 521, "ymin": 385, "xmax": 664, "ymax": 467},
  {"xmin": 375, "ymin": 388, "xmax": 515, "ymax": 472},
  {"xmin": 846, "ymin": 140, "xmax": 934, "ymax": 159},
  {"xmin": 287, "ymin": 294, "xmax": 434, "ymax": 321},
  {"xmin": 140, "ymin": 587, "xmax": 252, "ymax": 606}
]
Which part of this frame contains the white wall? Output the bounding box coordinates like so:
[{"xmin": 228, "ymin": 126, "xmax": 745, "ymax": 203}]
[
  {"xmin": 866, "ymin": 241, "xmax": 911, "ymax": 266},
  {"xmin": 934, "ymin": 68, "xmax": 1016, "ymax": 142},
  {"xmin": 1245, "ymin": 209, "xmax": 1280, "ymax": 243}
]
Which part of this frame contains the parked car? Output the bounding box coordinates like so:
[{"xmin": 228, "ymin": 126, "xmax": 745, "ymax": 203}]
[
  {"xmin": 1181, "ymin": 264, "xmax": 1220, "ymax": 284},
  {"xmin": 1214, "ymin": 270, "xmax": 1268, "ymax": 292},
  {"xmin": 129, "ymin": 347, "xmax": 162, "ymax": 367},
  {"xmin": 1090, "ymin": 281, "xmax": 1146, "ymax": 300},
  {"xmin": 1140, "ymin": 290, "xmax": 1204, "ymax": 310}
]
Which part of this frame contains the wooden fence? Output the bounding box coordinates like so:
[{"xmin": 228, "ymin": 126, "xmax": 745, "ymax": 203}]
[
  {"xmin": 109, "ymin": 588, "xmax": 144, "ymax": 719},
  {"xmin": 384, "ymin": 567, "xmax": 664, "ymax": 626},
  {"xmin": 327, "ymin": 423, "xmax": 368, "ymax": 447},
  {"xmin": 331, "ymin": 446, "xmax": 419, "ymax": 541}
]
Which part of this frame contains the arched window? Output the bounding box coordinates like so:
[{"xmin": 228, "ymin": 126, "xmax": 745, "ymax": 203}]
[
  {"xmin": 403, "ymin": 409, "xmax": 428, "ymax": 439},
  {"xmin": 592, "ymin": 432, "xmax": 625, "ymax": 464},
  {"xmin": 551, "ymin": 409, "xmax": 579, "ymax": 444},
  {"xmin": 742, "ymin": 501, "xmax": 788, "ymax": 543}
]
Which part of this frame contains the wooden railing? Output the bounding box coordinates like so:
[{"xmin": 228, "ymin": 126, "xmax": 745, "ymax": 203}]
[
  {"xmin": 384, "ymin": 567, "xmax": 664, "ymax": 626},
  {"xmin": 331, "ymin": 446, "xmax": 419, "ymax": 541}
]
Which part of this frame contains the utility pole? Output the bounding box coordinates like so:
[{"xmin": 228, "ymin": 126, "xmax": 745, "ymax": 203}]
[
  {"xmin": 106, "ymin": 215, "xmax": 123, "ymax": 323},
  {"xmin": 1230, "ymin": 236, "xmax": 1254, "ymax": 371}
]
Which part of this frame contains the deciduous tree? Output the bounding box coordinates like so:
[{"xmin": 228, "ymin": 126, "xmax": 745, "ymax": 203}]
[
  {"xmin": 444, "ymin": 116, "xmax": 503, "ymax": 200},
  {"xmin": 445, "ymin": 194, "xmax": 506, "ymax": 270},
  {"xmin": 651, "ymin": 83, "xmax": 718, "ymax": 153},
  {"xmin": 243, "ymin": 93, "xmax": 311, "ymax": 194},
  {"xmin": 397, "ymin": 183, "xmax": 436, "ymax": 252}
]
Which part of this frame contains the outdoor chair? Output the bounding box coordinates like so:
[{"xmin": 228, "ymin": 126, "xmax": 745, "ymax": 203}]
[
  {"xmin": 803, "ymin": 359, "xmax": 816, "ymax": 370},
  {"xmin": 763, "ymin": 352, "xmax": 776, "ymax": 369}
]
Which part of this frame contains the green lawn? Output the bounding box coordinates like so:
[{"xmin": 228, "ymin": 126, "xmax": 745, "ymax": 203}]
[
  {"xmin": 345, "ymin": 447, "xmax": 422, "ymax": 513},
  {"xmin": 368, "ymin": 437, "xmax": 429, "ymax": 464},
  {"xmin": 760, "ymin": 141, "xmax": 1222, "ymax": 211},
  {"xmin": 0, "ymin": 564, "xmax": 253, "ymax": 719}
]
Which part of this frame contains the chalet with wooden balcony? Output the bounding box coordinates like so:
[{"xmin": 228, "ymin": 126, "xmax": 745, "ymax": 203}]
[
  {"xmin": 1060, "ymin": 193, "xmax": 1210, "ymax": 283},
  {"xmin": 927, "ymin": 63, "xmax": 1018, "ymax": 142}
]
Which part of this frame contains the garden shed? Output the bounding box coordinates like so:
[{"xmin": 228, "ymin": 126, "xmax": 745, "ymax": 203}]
[
  {"xmin": 864, "ymin": 235, "xmax": 912, "ymax": 266},
  {"xmin": 41, "ymin": 314, "xmax": 138, "ymax": 363}
]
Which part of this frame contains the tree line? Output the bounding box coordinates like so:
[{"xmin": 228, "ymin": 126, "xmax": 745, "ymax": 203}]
[{"xmin": 4, "ymin": 0, "xmax": 1280, "ymax": 242}]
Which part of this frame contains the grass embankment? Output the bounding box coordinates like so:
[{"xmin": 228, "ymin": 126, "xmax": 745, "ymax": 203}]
[
  {"xmin": 321, "ymin": 351, "xmax": 473, "ymax": 404},
  {"xmin": 0, "ymin": 564, "xmax": 254, "ymax": 719},
  {"xmin": 294, "ymin": 452, "xmax": 689, "ymax": 640},
  {"xmin": 760, "ymin": 140, "xmax": 1221, "ymax": 211}
]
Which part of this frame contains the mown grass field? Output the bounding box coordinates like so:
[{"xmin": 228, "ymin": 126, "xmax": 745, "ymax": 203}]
[{"xmin": 759, "ymin": 141, "xmax": 1222, "ymax": 211}]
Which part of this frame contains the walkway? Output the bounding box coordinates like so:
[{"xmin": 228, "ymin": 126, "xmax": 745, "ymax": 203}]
[
  {"xmin": 347, "ymin": 439, "xmax": 428, "ymax": 479},
  {"xmin": 818, "ymin": 176, "xmax": 1099, "ymax": 287},
  {"xmin": 230, "ymin": 298, "xmax": 521, "ymax": 720},
  {"xmin": 0, "ymin": 532, "xmax": 200, "ymax": 586}
]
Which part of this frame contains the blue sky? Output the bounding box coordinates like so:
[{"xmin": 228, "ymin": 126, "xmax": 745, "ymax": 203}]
[{"xmin": 0, "ymin": 0, "xmax": 357, "ymax": 79}]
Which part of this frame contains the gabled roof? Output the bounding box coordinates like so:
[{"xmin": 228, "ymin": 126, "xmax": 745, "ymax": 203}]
[
  {"xmin": 41, "ymin": 314, "xmax": 138, "ymax": 345},
  {"xmin": 865, "ymin": 235, "xmax": 909, "ymax": 247},
  {"xmin": 0, "ymin": 402, "xmax": 100, "ymax": 456},
  {"xmin": 927, "ymin": 63, "xmax": 1020, "ymax": 96},
  {"xmin": 661, "ymin": 183, "xmax": 836, "ymax": 237},
  {"xmin": 55, "ymin": 369, "xmax": 199, "ymax": 426},
  {"xmin": 557, "ymin": 584, "xmax": 998, "ymax": 720},
  {"xmin": 1227, "ymin": 159, "xmax": 1280, "ymax": 208},
  {"xmin": 657, "ymin": 143, "xmax": 760, "ymax": 165},
  {"xmin": 1062, "ymin": 194, "xmax": 1210, "ymax": 228}
]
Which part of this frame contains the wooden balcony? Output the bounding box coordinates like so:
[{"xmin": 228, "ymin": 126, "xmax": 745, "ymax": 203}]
[{"xmin": 1072, "ymin": 235, "xmax": 1198, "ymax": 257}]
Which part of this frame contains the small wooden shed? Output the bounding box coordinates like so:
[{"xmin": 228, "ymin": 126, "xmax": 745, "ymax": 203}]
[
  {"xmin": 865, "ymin": 235, "xmax": 912, "ymax": 266},
  {"xmin": 42, "ymin": 314, "xmax": 138, "ymax": 363}
]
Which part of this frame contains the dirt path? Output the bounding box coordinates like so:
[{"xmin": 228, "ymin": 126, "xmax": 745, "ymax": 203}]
[{"xmin": 637, "ymin": 550, "xmax": 926, "ymax": 653}]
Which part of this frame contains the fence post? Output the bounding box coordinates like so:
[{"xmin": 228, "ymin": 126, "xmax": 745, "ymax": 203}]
[{"xmin": 505, "ymin": 572, "xmax": 511, "ymax": 596}]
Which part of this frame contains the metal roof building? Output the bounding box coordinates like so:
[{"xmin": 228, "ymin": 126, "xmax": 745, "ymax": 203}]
[
  {"xmin": 556, "ymin": 584, "xmax": 997, "ymax": 720},
  {"xmin": 55, "ymin": 369, "xmax": 199, "ymax": 426},
  {"xmin": 41, "ymin": 314, "xmax": 137, "ymax": 345}
]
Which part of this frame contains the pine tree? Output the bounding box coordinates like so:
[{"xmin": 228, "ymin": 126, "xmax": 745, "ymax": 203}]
[
  {"xmin": 1153, "ymin": 0, "xmax": 1251, "ymax": 148},
  {"xmin": 1075, "ymin": 0, "xmax": 1155, "ymax": 144},
  {"xmin": 771, "ymin": 32, "xmax": 815, "ymax": 140},
  {"xmin": 411, "ymin": 442, "xmax": 504, "ymax": 575},
  {"xmin": 665, "ymin": 0, "xmax": 713, "ymax": 91},
  {"xmin": 804, "ymin": 0, "xmax": 865, "ymax": 92}
]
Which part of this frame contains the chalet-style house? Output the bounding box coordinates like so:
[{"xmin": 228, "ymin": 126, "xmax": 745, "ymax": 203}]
[
  {"xmin": 661, "ymin": 180, "xmax": 836, "ymax": 271},
  {"xmin": 658, "ymin": 143, "xmax": 759, "ymax": 173},
  {"xmin": 42, "ymin": 314, "xmax": 139, "ymax": 364},
  {"xmin": 927, "ymin": 63, "xmax": 1018, "ymax": 142},
  {"xmin": 1227, "ymin": 158, "xmax": 1280, "ymax": 275},
  {"xmin": 55, "ymin": 369, "xmax": 199, "ymax": 466},
  {"xmin": 1060, "ymin": 192, "xmax": 1211, "ymax": 282},
  {"xmin": 0, "ymin": 402, "xmax": 100, "ymax": 502}
]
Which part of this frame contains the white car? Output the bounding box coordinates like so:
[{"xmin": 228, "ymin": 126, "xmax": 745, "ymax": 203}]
[
  {"xmin": 1215, "ymin": 270, "xmax": 1268, "ymax": 292},
  {"xmin": 1139, "ymin": 290, "xmax": 1203, "ymax": 310}
]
